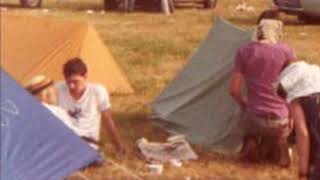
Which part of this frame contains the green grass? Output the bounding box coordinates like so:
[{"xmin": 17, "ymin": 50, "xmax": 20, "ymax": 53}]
[{"xmin": 1, "ymin": 0, "xmax": 320, "ymax": 179}]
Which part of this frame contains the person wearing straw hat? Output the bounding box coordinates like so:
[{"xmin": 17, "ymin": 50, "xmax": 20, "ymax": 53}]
[
  {"xmin": 276, "ymin": 61, "xmax": 320, "ymax": 180},
  {"xmin": 25, "ymin": 75, "xmax": 82, "ymax": 135},
  {"xmin": 229, "ymin": 15, "xmax": 296, "ymax": 166}
]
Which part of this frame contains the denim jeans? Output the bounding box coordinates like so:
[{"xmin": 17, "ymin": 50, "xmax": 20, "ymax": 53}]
[{"xmin": 300, "ymin": 93, "xmax": 320, "ymax": 180}]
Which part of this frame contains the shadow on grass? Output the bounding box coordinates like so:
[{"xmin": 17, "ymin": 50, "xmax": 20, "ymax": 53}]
[
  {"xmin": 116, "ymin": 112, "xmax": 169, "ymax": 140},
  {"xmin": 110, "ymin": 111, "xmax": 243, "ymax": 164},
  {"xmin": 100, "ymin": 111, "xmax": 169, "ymax": 152},
  {"xmin": 96, "ymin": 111, "xmax": 296, "ymax": 180}
]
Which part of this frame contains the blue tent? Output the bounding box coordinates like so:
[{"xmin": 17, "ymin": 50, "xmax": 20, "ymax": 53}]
[{"xmin": 1, "ymin": 69, "xmax": 100, "ymax": 180}]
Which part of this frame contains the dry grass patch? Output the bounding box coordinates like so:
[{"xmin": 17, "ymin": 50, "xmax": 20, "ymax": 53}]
[{"xmin": 1, "ymin": 0, "xmax": 320, "ymax": 179}]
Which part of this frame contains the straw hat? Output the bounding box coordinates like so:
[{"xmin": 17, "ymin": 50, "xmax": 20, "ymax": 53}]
[{"xmin": 25, "ymin": 75, "xmax": 54, "ymax": 94}]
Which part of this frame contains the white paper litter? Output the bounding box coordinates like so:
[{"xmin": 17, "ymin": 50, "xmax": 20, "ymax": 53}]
[
  {"xmin": 42, "ymin": 8, "xmax": 49, "ymax": 13},
  {"xmin": 235, "ymin": 3, "xmax": 255, "ymax": 12},
  {"xmin": 146, "ymin": 164, "xmax": 163, "ymax": 174},
  {"xmin": 86, "ymin": 9, "xmax": 94, "ymax": 14},
  {"xmin": 137, "ymin": 135, "xmax": 198, "ymax": 163}
]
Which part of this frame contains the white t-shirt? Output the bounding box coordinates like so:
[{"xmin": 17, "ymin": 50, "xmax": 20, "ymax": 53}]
[
  {"xmin": 43, "ymin": 103, "xmax": 82, "ymax": 136},
  {"xmin": 278, "ymin": 61, "xmax": 320, "ymax": 103},
  {"xmin": 55, "ymin": 82, "xmax": 111, "ymax": 141}
]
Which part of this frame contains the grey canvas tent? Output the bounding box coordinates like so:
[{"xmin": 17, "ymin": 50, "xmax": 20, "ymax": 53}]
[{"xmin": 152, "ymin": 17, "xmax": 253, "ymax": 154}]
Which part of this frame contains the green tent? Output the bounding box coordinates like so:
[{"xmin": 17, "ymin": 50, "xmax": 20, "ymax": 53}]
[{"xmin": 152, "ymin": 17, "xmax": 253, "ymax": 154}]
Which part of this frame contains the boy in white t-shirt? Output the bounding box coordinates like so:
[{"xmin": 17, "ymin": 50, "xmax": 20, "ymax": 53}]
[{"xmin": 56, "ymin": 57, "xmax": 125, "ymax": 153}]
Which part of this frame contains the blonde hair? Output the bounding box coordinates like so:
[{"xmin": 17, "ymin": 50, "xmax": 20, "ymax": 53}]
[{"xmin": 35, "ymin": 86, "xmax": 57, "ymax": 105}]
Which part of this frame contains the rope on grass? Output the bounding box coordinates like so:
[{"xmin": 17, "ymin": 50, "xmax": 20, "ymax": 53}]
[{"xmin": 107, "ymin": 158, "xmax": 144, "ymax": 180}]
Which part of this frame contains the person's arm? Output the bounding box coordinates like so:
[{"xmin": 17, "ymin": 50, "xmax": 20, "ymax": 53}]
[
  {"xmin": 101, "ymin": 109, "xmax": 126, "ymax": 154},
  {"xmin": 289, "ymin": 100, "xmax": 310, "ymax": 180},
  {"xmin": 95, "ymin": 85, "xmax": 126, "ymax": 154},
  {"xmin": 230, "ymin": 71, "xmax": 247, "ymax": 110}
]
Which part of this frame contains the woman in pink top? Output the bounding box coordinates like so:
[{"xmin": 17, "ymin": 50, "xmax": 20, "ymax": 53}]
[{"xmin": 230, "ymin": 16, "xmax": 296, "ymax": 166}]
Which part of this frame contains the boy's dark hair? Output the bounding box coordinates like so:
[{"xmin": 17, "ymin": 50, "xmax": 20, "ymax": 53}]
[
  {"xmin": 63, "ymin": 57, "xmax": 88, "ymax": 78},
  {"xmin": 257, "ymin": 9, "xmax": 283, "ymax": 24}
]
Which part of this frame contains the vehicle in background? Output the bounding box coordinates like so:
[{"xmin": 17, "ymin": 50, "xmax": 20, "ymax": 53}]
[
  {"xmin": 272, "ymin": 0, "xmax": 320, "ymax": 21},
  {"xmin": 16, "ymin": 0, "xmax": 216, "ymax": 10},
  {"xmin": 19, "ymin": 0, "xmax": 42, "ymax": 8}
]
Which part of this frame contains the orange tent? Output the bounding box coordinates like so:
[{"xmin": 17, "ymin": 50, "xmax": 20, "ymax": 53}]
[{"xmin": 0, "ymin": 13, "xmax": 134, "ymax": 94}]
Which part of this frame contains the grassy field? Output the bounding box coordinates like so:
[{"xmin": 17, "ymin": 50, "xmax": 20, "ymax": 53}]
[{"xmin": 1, "ymin": 0, "xmax": 320, "ymax": 179}]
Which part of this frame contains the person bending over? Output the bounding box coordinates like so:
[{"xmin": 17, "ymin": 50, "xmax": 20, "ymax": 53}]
[{"xmin": 277, "ymin": 61, "xmax": 320, "ymax": 180}]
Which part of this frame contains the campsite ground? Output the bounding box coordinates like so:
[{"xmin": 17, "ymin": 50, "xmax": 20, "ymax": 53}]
[{"xmin": 1, "ymin": 0, "xmax": 320, "ymax": 179}]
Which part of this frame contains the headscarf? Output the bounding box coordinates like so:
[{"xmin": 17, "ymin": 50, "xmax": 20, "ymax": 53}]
[{"xmin": 254, "ymin": 19, "xmax": 283, "ymax": 44}]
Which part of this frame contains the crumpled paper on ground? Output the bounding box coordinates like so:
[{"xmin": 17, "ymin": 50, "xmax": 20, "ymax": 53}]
[{"xmin": 137, "ymin": 135, "xmax": 198, "ymax": 162}]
